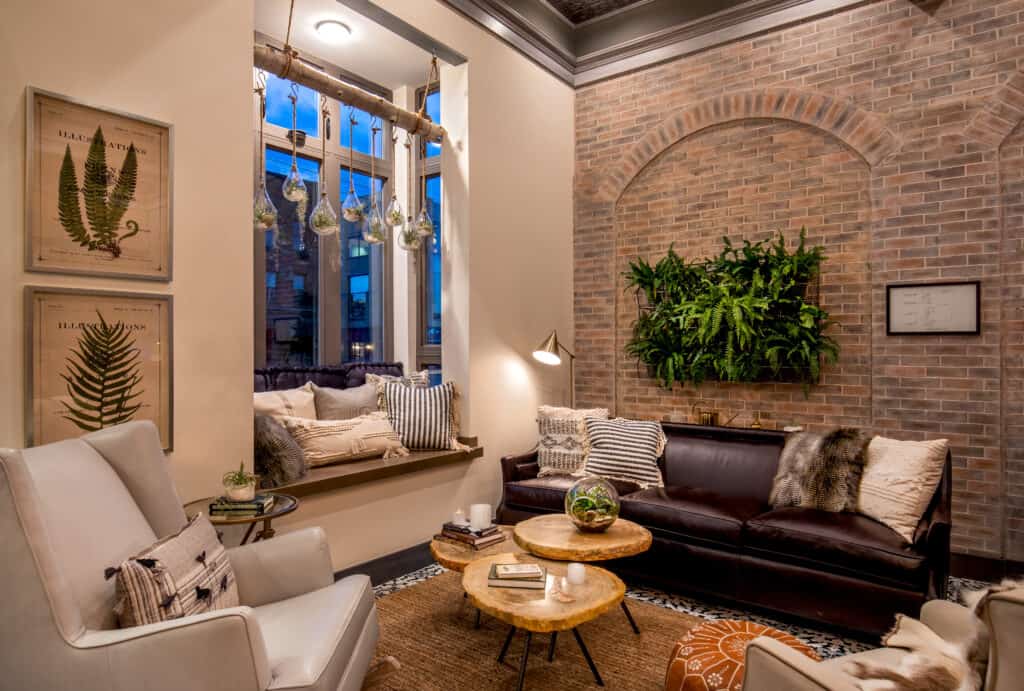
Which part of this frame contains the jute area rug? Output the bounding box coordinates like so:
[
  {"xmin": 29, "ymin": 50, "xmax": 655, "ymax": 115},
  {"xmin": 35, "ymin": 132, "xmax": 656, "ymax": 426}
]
[{"xmin": 372, "ymin": 571, "xmax": 702, "ymax": 690}]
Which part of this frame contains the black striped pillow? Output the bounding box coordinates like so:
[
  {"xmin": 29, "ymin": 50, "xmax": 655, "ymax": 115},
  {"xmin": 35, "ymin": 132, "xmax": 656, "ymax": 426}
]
[
  {"xmin": 582, "ymin": 418, "xmax": 665, "ymax": 488},
  {"xmin": 382, "ymin": 381, "xmax": 466, "ymax": 450}
]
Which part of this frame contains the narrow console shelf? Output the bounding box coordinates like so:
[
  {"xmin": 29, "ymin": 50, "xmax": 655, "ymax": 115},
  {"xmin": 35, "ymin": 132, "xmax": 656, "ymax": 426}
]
[{"xmin": 280, "ymin": 438, "xmax": 483, "ymax": 498}]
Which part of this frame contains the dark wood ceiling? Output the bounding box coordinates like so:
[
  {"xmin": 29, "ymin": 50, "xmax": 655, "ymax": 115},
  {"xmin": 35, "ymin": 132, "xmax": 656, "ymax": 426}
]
[{"xmin": 545, "ymin": 0, "xmax": 646, "ymax": 24}]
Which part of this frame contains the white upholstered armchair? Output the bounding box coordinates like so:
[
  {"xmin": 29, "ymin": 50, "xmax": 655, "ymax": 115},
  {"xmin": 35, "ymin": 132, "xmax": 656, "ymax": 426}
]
[{"xmin": 0, "ymin": 421, "xmax": 379, "ymax": 691}]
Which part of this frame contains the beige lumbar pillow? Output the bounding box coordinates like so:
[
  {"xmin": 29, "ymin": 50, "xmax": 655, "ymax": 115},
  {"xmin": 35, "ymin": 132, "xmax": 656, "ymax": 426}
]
[
  {"xmin": 312, "ymin": 382, "xmax": 378, "ymax": 420},
  {"xmin": 278, "ymin": 411, "xmax": 408, "ymax": 467},
  {"xmin": 254, "ymin": 382, "xmax": 316, "ymax": 419},
  {"xmin": 858, "ymin": 436, "xmax": 948, "ymax": 543},
  {"xmin": 536, "ymin": 405, "xmax": 610, "ymax": 477}
]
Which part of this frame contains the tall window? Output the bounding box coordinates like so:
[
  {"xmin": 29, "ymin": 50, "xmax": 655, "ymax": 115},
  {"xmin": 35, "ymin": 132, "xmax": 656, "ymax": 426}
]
[
  {"xmin": 417, "ymin": 86, "xmax": 441, "ymax": 383},
  {"xmin": 254, "ymin": 63, "xmax": 393, "ymax": 368}
]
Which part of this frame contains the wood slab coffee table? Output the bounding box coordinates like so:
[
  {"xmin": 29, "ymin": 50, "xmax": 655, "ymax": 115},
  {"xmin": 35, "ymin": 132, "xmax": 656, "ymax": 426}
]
[
  {"xmin": 463, "ymin": 552, "xmax": 624, "ymax": 690},
  {"xmin": 429, "ymin": 526, "xmax": 524, "ymax": 572},
  {"xmin": 513, "ymin": 514, "xmax": 652, "ymax": 634}
]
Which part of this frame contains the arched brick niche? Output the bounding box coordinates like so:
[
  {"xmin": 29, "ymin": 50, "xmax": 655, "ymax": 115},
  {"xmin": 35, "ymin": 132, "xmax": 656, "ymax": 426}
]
[{"xmin": 612, "ymin": 119, "xmax": 873, "ymax": 427}]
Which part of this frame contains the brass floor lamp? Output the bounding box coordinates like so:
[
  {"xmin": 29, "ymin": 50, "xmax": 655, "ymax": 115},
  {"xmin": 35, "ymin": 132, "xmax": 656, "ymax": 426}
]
[{"xmin": 532, "ymin": 330, "xmax": 576, "ymax": 408}]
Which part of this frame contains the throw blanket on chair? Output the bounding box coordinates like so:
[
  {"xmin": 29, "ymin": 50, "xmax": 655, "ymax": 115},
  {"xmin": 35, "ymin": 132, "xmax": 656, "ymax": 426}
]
[{"xmin": 770, "ymin": 427, "xmax": 871, "ymax": 512}]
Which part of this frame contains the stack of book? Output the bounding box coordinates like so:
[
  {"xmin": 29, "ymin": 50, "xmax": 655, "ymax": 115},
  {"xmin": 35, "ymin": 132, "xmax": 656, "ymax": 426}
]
[
  {"xmin": 487, "ymin": 562, "xmax": 546, "ymax": 589},
  {"xmin": 434, "ymin": 522, "xmax": 505, "ymax": 550},
  {"xmin": 209, "ymin": 494, "xmax": 275, "ymax": 518}
]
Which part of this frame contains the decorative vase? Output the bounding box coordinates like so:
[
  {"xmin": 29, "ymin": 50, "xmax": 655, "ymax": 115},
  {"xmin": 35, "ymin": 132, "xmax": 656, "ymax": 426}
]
[
  {"xmin": 564, "ymin": 476, "xmax": 619, "ymax": 533},
  {"xmin": 224, "ymin": 480, "xmax": 257, "ymax": 502}
]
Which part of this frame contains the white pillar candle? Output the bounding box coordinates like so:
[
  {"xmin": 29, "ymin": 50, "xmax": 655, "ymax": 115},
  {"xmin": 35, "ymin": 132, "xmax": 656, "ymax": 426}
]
[
  {"xmin": 452, "ymin": 508, "xmax": 466, "ymax": 525},
  {"xmin": 469, "ymin": 503, "xmax": 491, "ymax": 531},
  {"xmin": 567, "ymin": 562, "xmax": 586, "ymax": 585}
]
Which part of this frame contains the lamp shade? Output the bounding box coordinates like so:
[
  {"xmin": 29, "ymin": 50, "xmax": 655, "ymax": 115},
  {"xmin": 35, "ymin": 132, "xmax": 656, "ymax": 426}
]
[{"xmin": 532, "ymin": 330, "xmax": 562, "ymax": 366}]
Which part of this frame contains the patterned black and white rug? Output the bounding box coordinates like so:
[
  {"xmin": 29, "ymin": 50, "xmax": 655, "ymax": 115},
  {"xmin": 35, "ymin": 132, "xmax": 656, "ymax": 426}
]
[{"xmin": 373, "ymin": 564, "xmax": 989, "ymax": 660}]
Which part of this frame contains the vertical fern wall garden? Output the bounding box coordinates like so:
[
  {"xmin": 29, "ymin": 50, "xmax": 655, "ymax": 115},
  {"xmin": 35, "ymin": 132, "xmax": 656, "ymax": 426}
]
[
  {"xmin": 26, "ymin": 88, "xmax": 172, "ymax": 280},
  {"xmin": 625, "ymin": 230, "xmax": 838, "ymax": 391},
  {"xmin": 27, "ymin": 287, "xmax": 173, "ymax": 450}
]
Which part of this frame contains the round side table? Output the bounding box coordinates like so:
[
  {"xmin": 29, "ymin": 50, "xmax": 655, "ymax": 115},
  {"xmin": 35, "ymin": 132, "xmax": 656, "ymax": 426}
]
[{"xmin": 186, "ymin": 492, "xmax": 298, "ymax": 544}]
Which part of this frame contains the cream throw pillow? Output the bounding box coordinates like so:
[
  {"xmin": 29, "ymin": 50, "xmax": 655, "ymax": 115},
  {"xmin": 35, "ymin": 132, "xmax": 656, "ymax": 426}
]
[
  {"xmin": 858, "ymin": 436, "xmax": 948, "ymax": 543},
  {"xmin": 278, "ymin": 412, "xmax": 408, "ymax": 467},
  {"xmin": 254, "ymin": 382, "xmax": 316, "ymax": 419},
  {"xmin": 536, "ymin": 405, "xmax": 610, "ymax": 476}
]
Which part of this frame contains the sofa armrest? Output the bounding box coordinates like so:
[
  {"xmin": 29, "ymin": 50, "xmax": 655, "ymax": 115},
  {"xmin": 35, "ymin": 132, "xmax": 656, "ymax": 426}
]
[
  {"xmin": 743, "ymin": 637, "xmax": 857, "ymax": 691},
  {"xmin": 75, "ymin": 606, "xmax": 271, "ymax": 691},
  {"xmin": 500, "ymin": 448, "xmax": 539, "ymax": 484},
  {"xmin": 227, "ymin": 526, "xmax": 334, "ymax": 607},
  {"xmin": 914, "ymin": 450, "xmax": 952, "ymax": 600}
]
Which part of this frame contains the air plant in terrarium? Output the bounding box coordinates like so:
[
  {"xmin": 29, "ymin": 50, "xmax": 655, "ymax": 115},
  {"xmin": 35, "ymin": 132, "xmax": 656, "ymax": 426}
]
[
  {"xmin": 253, "ymin": 182, "xmax": 278, "ymax": 230},
  {"xmin": 414, "ymin": 207, "xmax": 434, "ymax": 238},
  {"xmin": 397, "ymin": 224, "xmax": 423, "ymax": 252},
  {"xmin": 341, "ymin": 106, "xmax": 365, "ymax": 223},
  {"xmin": 386, "ymin": 195, "xmax": 404, "ymax": 227},
  {"xmin": 309, "ymin": 192, "xmax": 340, "ymax": 236},
  {"xmin": 363, "ymin": 203, "xmax": 387, "ymax": 244},
  {"xmin": 282, "ymin": 84, "xmax": 308, "ymax": 203}
]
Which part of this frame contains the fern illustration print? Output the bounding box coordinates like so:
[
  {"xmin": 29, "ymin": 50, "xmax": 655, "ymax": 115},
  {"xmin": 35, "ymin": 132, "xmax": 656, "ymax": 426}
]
[
  {"xmin": 57, "ymin": 126, "xmax": 141, "ymax": 258},
  {"xmin": 59, "ymin": 310, "xmax": 144, "ymax": 432}
]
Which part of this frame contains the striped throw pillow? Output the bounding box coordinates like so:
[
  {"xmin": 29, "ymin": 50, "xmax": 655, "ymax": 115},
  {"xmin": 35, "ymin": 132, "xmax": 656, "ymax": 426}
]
[
  {"xmin": 583, "ymin": 417, "xmax": 666, "ymax": 488},
  {"xmin": 383, "ymin": 381, "xmax": 466, "ymax": 451}
]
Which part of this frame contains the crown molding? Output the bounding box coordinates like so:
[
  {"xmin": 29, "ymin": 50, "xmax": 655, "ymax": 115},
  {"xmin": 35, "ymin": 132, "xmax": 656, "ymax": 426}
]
[{"xmin": 438, "ymin": 0, "xmax": 872, "ymax": 87}]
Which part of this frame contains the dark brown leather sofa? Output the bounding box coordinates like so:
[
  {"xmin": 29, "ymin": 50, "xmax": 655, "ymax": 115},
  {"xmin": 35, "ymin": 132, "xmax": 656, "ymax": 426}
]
[{"xmin": 497, "ymin": 422, "xmax": 951, "ymax": 636}]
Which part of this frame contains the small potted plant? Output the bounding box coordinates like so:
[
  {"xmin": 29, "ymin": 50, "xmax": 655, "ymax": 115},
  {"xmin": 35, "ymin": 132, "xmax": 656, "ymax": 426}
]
[{"xmin": 222, "ymin": 462, "xmax": 258, "ymax": 502}]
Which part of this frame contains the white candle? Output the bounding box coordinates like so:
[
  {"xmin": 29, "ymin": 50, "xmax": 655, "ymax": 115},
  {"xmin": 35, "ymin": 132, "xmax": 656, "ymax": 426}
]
[
  {"xmin": 567, "ymin": 562, "xmax": 586, "ymax": 585},
  {"xmin": 469, "ymin": 503, "xmax": 491, "ymax": 531},
  {"xmin": 453, "ymin": 508, "xmax": 466, "ymax": 525}
]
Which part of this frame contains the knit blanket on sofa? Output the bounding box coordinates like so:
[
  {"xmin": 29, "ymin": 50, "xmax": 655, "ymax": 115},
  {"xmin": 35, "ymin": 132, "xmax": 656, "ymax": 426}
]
[{"xmin": 769, "ymin": 427, "xmax": 871, "ymax": 512}]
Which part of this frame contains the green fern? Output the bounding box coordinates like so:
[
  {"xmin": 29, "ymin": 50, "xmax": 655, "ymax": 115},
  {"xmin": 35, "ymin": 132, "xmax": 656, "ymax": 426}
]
[
  {"xmin": 56, "ymin": 126, "xmax": 140, "ymax": 258},
  {"xmin": 59, "ymin": 311, "xmax": 144, "ymax": 432}
]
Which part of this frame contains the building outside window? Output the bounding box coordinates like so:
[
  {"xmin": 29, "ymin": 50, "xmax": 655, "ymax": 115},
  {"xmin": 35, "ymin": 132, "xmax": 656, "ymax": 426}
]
[{"xmin": 417, "ymin": 85, "xmax": 441, "ymax": 382}]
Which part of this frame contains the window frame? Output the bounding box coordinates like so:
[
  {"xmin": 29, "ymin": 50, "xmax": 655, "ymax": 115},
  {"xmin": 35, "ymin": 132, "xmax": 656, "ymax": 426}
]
[
  {"xmin": 253, "ymin": 60, "xmax": 394, "ymax": 368},
  {"xmin": 415, "ymin": 84, "xmax": 442, "ymax": 375}
]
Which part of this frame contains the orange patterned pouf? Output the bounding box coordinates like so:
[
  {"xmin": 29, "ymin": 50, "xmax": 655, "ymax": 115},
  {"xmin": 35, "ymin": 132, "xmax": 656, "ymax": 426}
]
[{"xmin": 664, "ymin": 620, "xmax": 819, "ymax": 691}]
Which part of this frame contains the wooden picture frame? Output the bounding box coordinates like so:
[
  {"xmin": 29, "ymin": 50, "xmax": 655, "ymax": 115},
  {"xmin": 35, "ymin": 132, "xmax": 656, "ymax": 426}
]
[
  {"xmin": 886, "ymin": 281, "xmax": 980, "ymax": 336},
  {"xmin": 26, "ymin": 87, "xmax": 173, "ymax": 281},
  {"xmin": 26, "ymin": 287, "xmax": 174, "ymax": 450}
]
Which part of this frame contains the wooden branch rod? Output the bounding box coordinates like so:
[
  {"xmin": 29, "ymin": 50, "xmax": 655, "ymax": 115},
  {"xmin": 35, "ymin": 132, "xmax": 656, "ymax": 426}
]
[{"xmin": 254, "ymin": 44, "xmax": 445, "ymax": 143}]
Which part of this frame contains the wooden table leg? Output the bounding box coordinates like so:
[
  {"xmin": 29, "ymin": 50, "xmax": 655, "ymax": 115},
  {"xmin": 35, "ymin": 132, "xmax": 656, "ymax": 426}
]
[{"xmin": 255, "ymin": 518, "xmax": 275, "ymax": 542}]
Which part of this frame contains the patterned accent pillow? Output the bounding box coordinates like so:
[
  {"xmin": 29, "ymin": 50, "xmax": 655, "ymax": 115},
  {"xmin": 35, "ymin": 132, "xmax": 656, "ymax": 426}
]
[
  {"xmin": 858, "ymin": 436, "xmax": 948, "ymax": 542},
  {"xmin": 254, "ymin": 415, "xmax": 306, "ymax": 488},
  {"xmin": 367, "ymin": 370, "xmax": 430, "ymax": 409},
  {"xmin": 583, "ymin": 417, "xmax": 665, "ymax": 488},
  {"xmin": 278, "ymin": 412, "xmax": 408, "ymax": 467},
  {"xmin": 253, "ymin": 382, "xmax": 316, "ymax": 419},
  {"xmin": 536, "ymin": 405, "xmax": 610, "ymax": 476},
  {"xmin": 312, "ymin": 382, "xmax": 379, "ymax": 420},
  {"xmin": 382, "ymin": 381, "xmax": 467, "ymax": 451},
  {"xmin": 109, "ymin": 514, "xmax": 238, "ymax": 628}
]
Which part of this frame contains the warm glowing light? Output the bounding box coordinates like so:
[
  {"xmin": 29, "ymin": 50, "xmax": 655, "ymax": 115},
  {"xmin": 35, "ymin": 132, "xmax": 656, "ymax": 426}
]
[
  {"xmin": 315, "ymin": 19, "xmax": 352, "ymax": 43},
  {"xmin": 532, "ymin": 350, "xmax": 562, "ymax": 366}
]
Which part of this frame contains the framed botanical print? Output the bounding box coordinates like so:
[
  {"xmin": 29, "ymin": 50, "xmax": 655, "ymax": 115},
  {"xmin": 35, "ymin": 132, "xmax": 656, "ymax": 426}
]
[
  {"xmin": 886, "ymin": 281, "xmax": 981, "ymax": 335},
  {"xmin": 26, "ymin": 287, "xmax": 173, "ymax": 450},
  {"xmin": 26, "ymin": 88, "xmax": 172, "ymax": 280}
]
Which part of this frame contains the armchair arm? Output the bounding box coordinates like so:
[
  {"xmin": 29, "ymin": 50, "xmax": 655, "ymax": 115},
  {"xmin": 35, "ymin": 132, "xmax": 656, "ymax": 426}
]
[
  {"xmin": 500, "ymin": 448, "xmax": 539, "ymax": 484},
  {"xmin": 920, "ymin": 599, "xmax": 980, "ymax": 649},
  {"xmin": 76, "ymin": 606, "xmax": 270, "ymax": 691},
  {"xmin": 227, "ymin": 526, "xmax": 333, "ymax": 607},
  {"xmin": 743, "ymin": 637, "xmax": 857, "ymax": 691}
]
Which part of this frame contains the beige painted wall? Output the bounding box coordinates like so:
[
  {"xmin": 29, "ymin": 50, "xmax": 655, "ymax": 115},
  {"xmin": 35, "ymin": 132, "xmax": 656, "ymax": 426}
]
[
  {"xmin": 280, "ymin": 2, "xmax": 576, "ymax": 569},
  {"xmin": 0, "ymin": 0, "xmax": 255, "ymax": 501}
]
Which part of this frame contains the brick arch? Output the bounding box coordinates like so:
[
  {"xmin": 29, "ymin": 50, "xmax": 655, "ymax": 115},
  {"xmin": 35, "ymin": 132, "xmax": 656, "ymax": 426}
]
[
  {"xmin": 591, "ymin": 88, "xmax": 899, "ymax": 204},
  {"xmin": 964, "ymin": 70, "xmax": 1024, "ymax": 147}
]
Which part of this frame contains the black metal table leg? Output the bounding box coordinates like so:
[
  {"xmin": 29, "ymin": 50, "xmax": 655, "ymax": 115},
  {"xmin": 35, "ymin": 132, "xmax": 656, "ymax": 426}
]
[
  {"xmin": 572, "ymin": 628, "xmax": 604, "ymax": 686},
  {"xmin": 474, "ymin": 608, "xmax": 482, "ymax": 628},
  {"xmin": 621, "ymin": 600, "xmax": 641, "ymax": 634},
  {"xmin": 547, "ymin": 631, "xmax": 558, "ymax": 662},
  {"xmin": 498, "ymin": 626, "xmax": 516, "ymax": 664},
  {"xmin": 516, "ymin": 631, "xmax": 532, "ymax": 691}
]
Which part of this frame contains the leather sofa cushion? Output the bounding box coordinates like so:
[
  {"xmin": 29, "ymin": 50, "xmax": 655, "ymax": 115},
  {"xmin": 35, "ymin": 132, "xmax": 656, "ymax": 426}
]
[
  {"xmin": 503, "ymin": 476, "xmax": 640, "ymax": 512},
  {"xmin": 619, "ymin": 487, "xmax": 766, "ymax": 547},
  {"xmin": 744, "ymin": 507, "xmax": 928, "ymax": 587}
]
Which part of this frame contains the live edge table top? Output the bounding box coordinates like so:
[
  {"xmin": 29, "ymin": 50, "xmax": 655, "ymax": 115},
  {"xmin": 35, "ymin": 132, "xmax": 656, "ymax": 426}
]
[
  {"xmin": 430, "ymin": 525, "xmax": 526, "ymax": 572},
  {"xmin": 512, "ymin": 514, "xmax": 652, "ymax": 562}
]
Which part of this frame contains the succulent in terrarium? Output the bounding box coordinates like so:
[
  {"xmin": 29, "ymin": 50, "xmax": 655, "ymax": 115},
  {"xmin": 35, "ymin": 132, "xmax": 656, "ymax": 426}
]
[{"xmin": 564, "ymin": 476, "xmax": 620, "ymax": 533}]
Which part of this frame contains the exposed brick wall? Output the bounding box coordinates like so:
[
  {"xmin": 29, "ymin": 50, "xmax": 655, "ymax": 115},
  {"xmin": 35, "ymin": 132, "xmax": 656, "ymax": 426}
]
[{"xmin": 574, "ymin": 0, "xmax": 1024, "ymax": 558}]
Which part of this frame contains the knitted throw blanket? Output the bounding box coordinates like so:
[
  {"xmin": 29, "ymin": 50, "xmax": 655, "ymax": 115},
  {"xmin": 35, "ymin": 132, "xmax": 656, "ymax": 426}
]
[{"xmin": 769, "ymin": 427, "xmax": 871, "ymax": 512}]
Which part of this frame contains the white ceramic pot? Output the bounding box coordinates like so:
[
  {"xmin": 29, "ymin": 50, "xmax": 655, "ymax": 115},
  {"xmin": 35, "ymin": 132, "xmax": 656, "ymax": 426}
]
[{"xmin": 225, "ymin": 482, "xmax": 256, "ymax": 502}]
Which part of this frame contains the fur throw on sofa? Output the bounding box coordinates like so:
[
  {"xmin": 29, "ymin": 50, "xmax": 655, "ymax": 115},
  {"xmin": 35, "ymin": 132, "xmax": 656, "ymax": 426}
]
[{"xmin": 770, "ymin": 427, "xmax": 871, "ymax": 512}]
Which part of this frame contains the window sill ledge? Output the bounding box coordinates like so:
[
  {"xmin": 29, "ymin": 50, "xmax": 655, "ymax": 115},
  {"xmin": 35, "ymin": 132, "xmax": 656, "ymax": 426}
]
[{"xmin": 279, "ymin": 438, "xmax": 483, "ymax": 498}]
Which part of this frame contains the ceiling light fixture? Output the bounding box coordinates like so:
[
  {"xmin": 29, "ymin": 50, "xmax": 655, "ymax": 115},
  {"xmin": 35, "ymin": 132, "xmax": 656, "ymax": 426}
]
[{"xmin": 315, "ymin": 19, "xmax": 352, "ymax": 43}]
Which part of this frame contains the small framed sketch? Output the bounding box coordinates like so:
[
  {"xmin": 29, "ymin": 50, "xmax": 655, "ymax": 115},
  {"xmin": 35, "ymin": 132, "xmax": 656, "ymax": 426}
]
[
  {"xmin": 26, "ymin": 87, "xmax": 172, "ymax": 281},
  {"xmin": 886, "ymin": 281, "xmax": 980, "ymax": 335},
  {"xmin": 26, "ymin": 287, "xmax": 173, "ymax": 450}
]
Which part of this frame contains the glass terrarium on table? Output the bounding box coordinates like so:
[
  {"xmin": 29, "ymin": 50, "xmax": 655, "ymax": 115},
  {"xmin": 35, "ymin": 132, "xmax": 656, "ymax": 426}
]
[{"xmin": 564, "ymin": 476, "xmax": 620, "ymax": 533}]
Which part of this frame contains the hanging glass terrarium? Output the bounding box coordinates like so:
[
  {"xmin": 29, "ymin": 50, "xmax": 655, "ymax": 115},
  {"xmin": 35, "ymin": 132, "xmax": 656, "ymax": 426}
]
[
  {"xmin": 414, "ymin": 207, "xmax": 434, "ymax": 238},
  {"xmin": 341, "ymin": 107, "xmax": 365, "ymax": 223},
  {"xmin": 396, "ymin": 225, "xmax": 422, "ymax": 251},
  {"xmin": 385, "ymin": 195, "xmax": 404, "ymax": 228},
  {"xmin": 309, "ymin": 96, "xmax": 340, "ymax": 236},
  {"xmin": 253, "ymin": 72, "xmax": 278, "ymax": 231},
  {"xmin": 362, "ymin": 119, "xmax": 388, "ymax": 244},
  {"xmin": 282, "ymin": 83, "xmax": 308, "ymax": 203}
]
